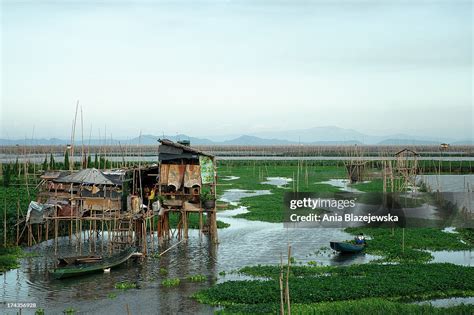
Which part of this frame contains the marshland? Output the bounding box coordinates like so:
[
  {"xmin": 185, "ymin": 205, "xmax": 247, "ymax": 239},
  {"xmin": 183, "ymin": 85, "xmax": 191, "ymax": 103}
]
[{"xmin": 0, "ymin": 146, "xmax": 473, "ymax": 314}]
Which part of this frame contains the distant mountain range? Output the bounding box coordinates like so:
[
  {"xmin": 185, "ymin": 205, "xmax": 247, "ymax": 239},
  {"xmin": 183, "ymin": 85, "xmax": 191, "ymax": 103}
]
[{"xmin": 0, "ymin": 126, "xmax": 471, "ymax": 146}]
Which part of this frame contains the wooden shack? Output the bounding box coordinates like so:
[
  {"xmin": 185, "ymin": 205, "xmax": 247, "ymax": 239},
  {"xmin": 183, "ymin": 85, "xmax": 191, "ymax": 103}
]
[
  {"xmin": 393, "ymin": 148, "xmax": 419, "ymax": 192},
  {"xmin": 156, "ymin": 139, "xmax": 218, "ymax": 243},
  {"xmin": 24, "ymin": 168, "xmax": 133, "ymax": 253},
  {"xmin": 19, "ymin": 139, "xmax": 219, "ymax": 257}
]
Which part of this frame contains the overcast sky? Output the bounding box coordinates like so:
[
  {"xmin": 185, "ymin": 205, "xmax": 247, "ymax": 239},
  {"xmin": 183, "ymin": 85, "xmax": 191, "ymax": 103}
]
[{"xmin": 1, "ymin": 0, "xmax": 472, "ymax": 140}]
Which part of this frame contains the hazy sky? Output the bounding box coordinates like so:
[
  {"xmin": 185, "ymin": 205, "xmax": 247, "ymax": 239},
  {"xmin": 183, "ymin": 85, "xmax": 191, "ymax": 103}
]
[{"xmin": 1, "ymin": 0, "xmax": 472, "ymax": 140}]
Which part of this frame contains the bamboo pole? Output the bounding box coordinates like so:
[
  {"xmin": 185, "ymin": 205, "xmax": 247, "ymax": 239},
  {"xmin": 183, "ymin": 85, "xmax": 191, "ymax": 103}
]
[
  {"xmin": 79, "ymin": 217, "xmax": 83, "ymax": 255},
  {"xmin": 101, "ymin": 209, "xmax": 105, "ymax": 254},
  {"xmin": 80, "ymin": 105, "xmax": 84, "ymax": 169},
  {"xmin": 93, "ymin": 216, "xmax": 96, "ymax": 252},
  {"xmin": 143, "ymin": 218, "xmax": 147, "ymax": 255},
  {"xmin": 71, "ymin": 100, "xmax": 79, "ymax": 172},
  {"xmin": 4, "ymin": 194, "xmax": 7, "ymax": 247},
  {"xmin": 279, "ymin": 253, "xmax": 284, "ymax": 315},
  {"xmin": 54, "ymin": 216, "xmax": 58, "ymax": 255},
  {"xmin": 89, "ymin": 219, "xmax": 92, "ymax": 253},
  {"xmin": 286, "ymin": 245, "xmax": 291, "ymax": 315},
  {"xmin": 158, "ymin": 239, "xmax": 185, "ymax": 257},
  {"xmin": 150, "ymin": 214, "xmax": 155, "ymax": 251},
  {"xmin": 16, "ymin": 199, "xmax": 20, "ymax": 245},
  {"xmin": 402, "ymin": 228, "xmax": 405, "ymax": 253}
]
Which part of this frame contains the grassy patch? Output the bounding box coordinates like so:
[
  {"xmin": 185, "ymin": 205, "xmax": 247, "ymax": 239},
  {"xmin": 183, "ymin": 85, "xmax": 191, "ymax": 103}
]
[
  {"xmin": 187, "ymin": 274, "xmax": 207, "ymax": 282},
  {"xmin": 194, "ymin": 263, "xmax": 474, "ymax": 310},
  {"xmin": 351, "ymin": 179, "xmax": 383, "ymax": 192},
  {"xmin": 162, "ymin": 278, "xmax": 181, "ymax": 287},
  {"xmin": 166, "ymin": 212, "xmax": 230, "ymax": 229},
  {"xmin": 0, "ymin": 185, "xmax": 38, "ymax": 245},
  {"xmin": 216, "ymin": 298, "xmax": 474, "ymax": 314},
  {"xmin": 0, "ymin": 246, "xmax": 23, "ymax": 273},
  {"xmin": 218, "ymin": 164, "xmax": 346, "ymax": 223},
  {"xmin": 63, "ymin": 307, "xmax": 77, "ymax": 315},
  {"xmin": 114, "ymin": 281, "xmax": 137, "ymax": 290},
  {"xmin": 107, "ymin": 293, "xmax": 117, "ymax": 299},
  {"xmin": 345, "ymin": 227, "xmax": 474, "ymax": 263}
]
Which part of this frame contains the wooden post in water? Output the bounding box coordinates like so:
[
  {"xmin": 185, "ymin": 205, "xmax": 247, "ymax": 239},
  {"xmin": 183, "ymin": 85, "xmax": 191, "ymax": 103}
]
[
  {"xmin": 279, "ymin": 253, "xmax": 284, "ymax": 315},
  {"xmin": 4, "ymin": 195, "xmax": 7, "ymax": 247},
  {"xmin": 54, "ymin": 214, "xmax": 58, "ymax": 256},
  {"xmin": 79, "ymin": 218, "xmax": 82, "ymax": 255},
  {"xmin": 94, "ymin": 215, "xmax": 97, "ymax": 253},
  {"xmin": 183, "ymin": 211, "xmax": 188, "ymax": 240},
  {"xmin": 16, "ymin": 200, "xmax": 20, "ymax": 245},
  {"xmin": 45, "ymin": 220, "xmax": 49, "ymax": 242},
  {"xmin": 101, "ymin": 209, "xmax": 105, "ymax": 254},
  {"xmin": 286, "ymin": 245, "xmax": 291, "ymax": 315},
  {"xmin": 88, "ymin": 219, "xmax": 92, "ymax": 253},
  {"xmin": 402, "ymin": 228, "xmax": 405, "ymax": 253},
  {"xmin": 150, "ymin": 216, "xmax": 155, "ymax": 252}
]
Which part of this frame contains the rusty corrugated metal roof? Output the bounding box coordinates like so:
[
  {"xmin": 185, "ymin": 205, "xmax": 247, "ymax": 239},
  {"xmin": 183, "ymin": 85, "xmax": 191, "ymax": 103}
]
[{"xmin": 158, "ymin": 139, "xmax": 214, "ymax": 158}]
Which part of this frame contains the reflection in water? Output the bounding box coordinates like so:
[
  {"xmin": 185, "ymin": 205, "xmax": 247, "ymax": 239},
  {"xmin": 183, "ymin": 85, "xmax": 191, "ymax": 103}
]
[
  {"xmin": 219, "ymin": 189, "xmax": 272, "ymax": 206},
  {"xmin": 261, "ymin": 177, "xmax": 293, "ymax": 188},
  {"xmin": 220, "ymin": 176, "xmax": 240, "ymax": 181},
  {"xmin": 415, "ymin": 296, "xmax": 474, "ymax": 307},
  {"xmin": 329, "ymin": 252, "xmax": 377, "ymax": 266},
  {"xmin": 1, "ymin": 235, "xmax": 217, "ymax": 314},
  {"xmin": 320, "ymin": 179, "xmax": 368, "ymax": 193},
  {"xmin": 1, "ymin": 211, "xmax": 378, "ymax": 314},
  {"xmin": 429, "ymin": 250, "xmax": 473, "ymax": 266},
  {"xmin": 1, "ymin": 186, "xmax": 470, "ymax": 314}
]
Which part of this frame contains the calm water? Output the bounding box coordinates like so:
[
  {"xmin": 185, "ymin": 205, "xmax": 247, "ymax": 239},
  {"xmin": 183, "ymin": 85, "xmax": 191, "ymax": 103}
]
[
  {"xmin": 418, "ymin": 174, "xmax": 474, "ymax": 192},
  {"xmin": 2, "ymin": 154, "xmax": 474, "ymax": 163},
  {"xmin": 1, "ymin": 177, "xmax": 473, "ymax": 314},
  {"xmin": 0, "ymin": 190, "xmax": 378, "ymax": 315}
]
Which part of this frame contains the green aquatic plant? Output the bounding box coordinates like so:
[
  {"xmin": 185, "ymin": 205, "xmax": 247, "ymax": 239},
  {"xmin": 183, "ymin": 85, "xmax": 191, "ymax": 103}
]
[
  {"xmin": 194, "ymin": 263, "xmax": 474, "ymax": 310},
  {"xmin": 187, "ymin": 274, "xmax": 206, "ymax": 282},
  {"xmin": 107, "ymin": 293, "xmax": 117, "ymax": 299},
  {"xmin": 215, "ymin": 298, "xmax": 474, "ymax": 315},
  {"xmin": 159, "ymin": 268, "xmax": 168, "ymax": 275},
  {"xmin": 0, "ymin": 246, "xmax": 23, "ymax": 272},
  {"xmin": 35, "ymin": 309, "xmax": 45, "ymax": 315},
  {"xmin": 114, "ymin": 281, "xmax": 137, "ymax": 290},
  {"xmin": 162, "ymin": 278, "xmax": 180, "ymax": 287},
  {"xmin": 63, "ymin": 307, "xmax": 76, "ymax": 315},
  {"xmin": 345, "ymin": 227, "xmax": 474, "ymax": 263}
]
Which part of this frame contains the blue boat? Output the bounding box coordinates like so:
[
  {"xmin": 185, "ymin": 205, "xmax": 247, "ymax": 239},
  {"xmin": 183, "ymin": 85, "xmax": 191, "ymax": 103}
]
[{"xmin": 330, "ymin": 241, "xmax": 365, "ymax": 253}]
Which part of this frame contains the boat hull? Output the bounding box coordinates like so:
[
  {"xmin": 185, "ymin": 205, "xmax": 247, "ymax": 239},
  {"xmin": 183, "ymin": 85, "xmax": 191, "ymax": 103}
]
[
  {"xmin": 330, "ymin": 241, "xmax": 365, "ymax": 253},
  {"xmin": 51, "ymin": 247, "xmax": 135, "ymax": 279}
]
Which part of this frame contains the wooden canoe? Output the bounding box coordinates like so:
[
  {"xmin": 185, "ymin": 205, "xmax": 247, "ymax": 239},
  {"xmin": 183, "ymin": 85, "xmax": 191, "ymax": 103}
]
[
  {"xmin": 57, "ymin": 255, "xmax": 103, "ymax": 266},
  {"xmin": 50, "ymin": 247, "xmax": 135, "ymax": 279},
  {"xmin": 330, "ymin": 241, "xmax": 365, "ymax": 253}
]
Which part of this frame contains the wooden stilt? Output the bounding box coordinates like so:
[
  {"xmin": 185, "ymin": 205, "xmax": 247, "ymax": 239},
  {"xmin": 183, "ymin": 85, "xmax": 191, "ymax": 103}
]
[
  {"xmin": 279, "ymin": 253, "xmax": 284, "ymax": 315},
  {"xmin": 54, "ymin": 217, "xmax": 58, "ymax": 256},
  {"xmin": 150, "ymin": 216, "xmax": 155, "ymax": 252},
  {"xmin": 286, "ymin": 245, "xmax": 291, "ymax": 315},
  {"xmin": 3, "ymin": 195, "xmax": 6, "ymax": 247},
  {"xmin": 16, "ymin": 200, "xmax": 20, "ymax": 245},
  {"xmin": 79, "ymin": 218, "xmax": 82, "ymax": 255}
]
